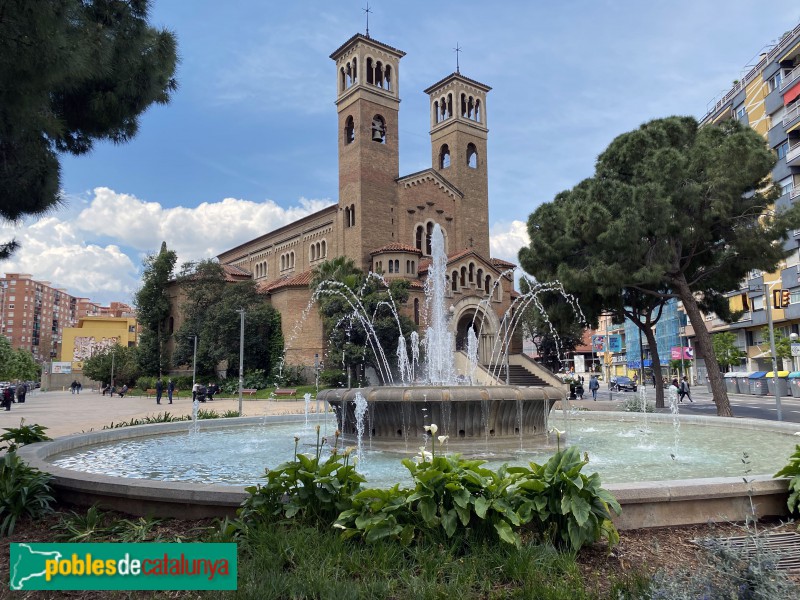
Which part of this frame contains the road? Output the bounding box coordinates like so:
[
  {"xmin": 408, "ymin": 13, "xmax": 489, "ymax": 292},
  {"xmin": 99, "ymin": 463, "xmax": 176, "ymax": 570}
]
[{"xmin": 597, "ymin": 385, "xmax": 800, "ymax": 423}]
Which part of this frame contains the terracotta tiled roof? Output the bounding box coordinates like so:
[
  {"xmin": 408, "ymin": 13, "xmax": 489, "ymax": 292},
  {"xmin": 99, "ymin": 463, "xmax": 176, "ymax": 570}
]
[
  {"xmin": 408, "ymin": 279, "xmax": 424, "ymax": 289},
  {"xmin": 423, "ymin": 72, "xmax": 492, "ymax": 94},
  {"xmin": 329, "ymin": 33, "xmax": 406, "ymax": 60},
  {"xmin": 370, "ymin": 243, "xmax": 422, "ymax": 255},
  {"xmin": 491, "ymin": 258, "xmax": 517, "ymax": 269},
  {"xmin": 221, "ymin": 264, "xmax": 252, "ymax": 281},
  {"xmin": 418, "ymin": 248, "xmax": 486, "ymax": 274},
  {"xmin": 258, "ymin": 270, "xmax": 313, "ymax": 293}
]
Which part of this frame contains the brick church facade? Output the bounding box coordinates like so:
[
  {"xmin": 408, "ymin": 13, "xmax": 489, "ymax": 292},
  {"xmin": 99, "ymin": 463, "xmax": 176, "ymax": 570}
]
[{"xmin": 210, "ymin": 32, "xmax": 520, "ymax": 373}]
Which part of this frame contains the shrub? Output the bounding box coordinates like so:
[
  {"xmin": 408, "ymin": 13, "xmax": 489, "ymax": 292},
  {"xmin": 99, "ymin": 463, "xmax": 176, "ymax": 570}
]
[
  {"xmin": 272, "ymin": 364, "xmax": 304, "ymax": 387},
  {"xmin": 0, "ymin": 419, "xmax": 51, "ymax": 452},
  {"xmin": 622, "ymin": 397, "xmax": 655, "ymax": 413},
  {"xmin": 0, "ymin": 452, "xmax": 55, "ymax": 536},
  {"xmin": 774, "ymin": 444, "xmax": 800, "ymax": 514},
  {"xmin": 239, "ymin": 427, "xmax": 364, "ymax": 526},
  {"xmin": 320, "ymin": 369, "xmax": 347, "ymax": 388},
  {"xmin": 335, "ymin": 430, "xmax": 620, "ymax": 552}
]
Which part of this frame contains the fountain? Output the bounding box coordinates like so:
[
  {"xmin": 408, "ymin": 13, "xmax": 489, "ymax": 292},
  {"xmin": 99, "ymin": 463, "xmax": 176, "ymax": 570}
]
[{"xmin": 317, "ymin": 224, "xmax": 564, "ymax": 445}]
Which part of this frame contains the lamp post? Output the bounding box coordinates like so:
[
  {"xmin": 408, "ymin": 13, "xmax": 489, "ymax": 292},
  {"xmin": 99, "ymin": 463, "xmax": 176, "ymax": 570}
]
[
  {"xmin": 191, "ymin": 335, "xmax": 198, "ymax": 390},
  {"xmin": 791, "ymin": 332, "xmax": 799, "ymax": 373},
  {"xmin": 110, "ymin": 346, "xmax": 116, "ymax": 386},
  {"xmin": 763, "ymin": 281, "xmax": 783, "ymax": 421},
  {"xmin": 237, "ymin": 309, "xmax": 245, "ymax": 417}
]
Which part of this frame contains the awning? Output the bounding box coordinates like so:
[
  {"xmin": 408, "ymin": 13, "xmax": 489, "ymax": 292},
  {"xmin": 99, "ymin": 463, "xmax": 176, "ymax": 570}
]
[{"xmin": 784, "ymin": 81, "xmax": 800, "ymax": 105}]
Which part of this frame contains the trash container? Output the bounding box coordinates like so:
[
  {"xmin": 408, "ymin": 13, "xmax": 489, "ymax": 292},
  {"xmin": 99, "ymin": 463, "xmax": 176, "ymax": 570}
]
[
  {"xmin": 766, "ymin": 371, "xmax": 790, "ymax": 397},
  {"xmin": 749, "ymin": 371, "xmax": 769, "ymax": 395},
  {"xmin": 788, "ymin": 372, "xmax": 800, "ymax": 397},
  {"xmin": 723, "ymin": 372, "xmax": 740, "ymax": 394},
  {"xmin": 737, "ymin": 372, "xmax": 756, "ymax": 395}
]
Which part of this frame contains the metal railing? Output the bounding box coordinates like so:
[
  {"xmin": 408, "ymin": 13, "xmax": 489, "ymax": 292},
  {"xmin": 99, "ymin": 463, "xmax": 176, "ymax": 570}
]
[
  {"xmin": 703, "ymin": 21, "xmax": 800, "ymax": 120},
  {"xmin": 784, "ymin": 103, "xmax": 800, "ymax": 127},
  {"xmin": 791, "ymin": 187, "xmax": 800, "ymax": 200},
  {"xmin": 781, "ymin": 64, "xmax": 800, "ymax": 91},
  {"xmin": 787, "ymin": 142, "xmax": 800, "ymax": 164}
]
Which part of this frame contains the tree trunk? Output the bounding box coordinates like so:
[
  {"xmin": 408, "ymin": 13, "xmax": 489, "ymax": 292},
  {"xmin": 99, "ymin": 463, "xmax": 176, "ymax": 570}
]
[
  {"xmin": 673, "ymin": 276, "xmax": 733, "ymax": 417},
  {"xmin": 641, "ymin": 325, "xmax": 665, "ymax": 408}
]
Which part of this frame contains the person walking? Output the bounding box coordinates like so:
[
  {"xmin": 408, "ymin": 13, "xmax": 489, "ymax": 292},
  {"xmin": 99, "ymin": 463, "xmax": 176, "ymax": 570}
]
[
  {"xmin": 16, "ymin": 382, "xmax": 26, "ymax": 404},
  {"xmin": 167, "ymin": 379, "xmax": 175, "ymax": 404},
  {"xmin": 2, "ymin": 386, "xmax": 12, "ymax": 411},
  {"xmin": 589, "ymin": 375, "xmax": 599, "ymax": 400},
  {"xmin": 673, "ymin": 378, "xmax": 683, "ymax": 401},
  {"xmin": 681, "ymin": 376, "xmax": 693, "ymax": 402},
  {"xmin": 70, "ymin": 380, "xmax": 78, "ymax": 394},
  {"xmin": 192, "ymin": 382, "xmax": 199, "ymax": 402},
  {"xmin": 155, "ymin": 378, "xmax": 163, "ymax": 405}
]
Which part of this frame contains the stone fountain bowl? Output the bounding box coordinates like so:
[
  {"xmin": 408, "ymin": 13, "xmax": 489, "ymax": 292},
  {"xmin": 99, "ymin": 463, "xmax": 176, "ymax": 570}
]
[{"xmin": 317, "ymin": 385, "xmax": 564, "ymax": 441}]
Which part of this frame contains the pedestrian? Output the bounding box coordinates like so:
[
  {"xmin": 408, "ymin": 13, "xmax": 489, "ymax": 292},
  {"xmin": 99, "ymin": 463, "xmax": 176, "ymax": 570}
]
[
  {"xmin": 207, "ymin": 382, "xmax": 215, "ymax": 401},
  {"xmin": 70, "ymin": 379, "xmax": 78, "ymax": 394},
  {"xmin": 575, "ymin": 379, "xmax": 584, "ymax": 400},
  {"xmin": 16, "ymin": 383, "xmax": 26, "ymax": 404},
  {"xmin": 167, "ymin": 379, "xmax": 175, "ymax": 404},
  {"xmin": 192, "ymin": 382, "xmax": 199, "ymax": 402},
  {"xmin": 155, "ymin": 378, "xmax": 163, "ymax": 405},
  {"xmin": 119, "ymin": 384, "xmax": 128, "ymax": 398},
  {"xmin": 681, "ymin": 376, "xmax": 693, "ymax": 402},
  {"xmin": 632, "ymin": 373, "xmax": 638, "ymax": 385},
  {"xmin": 673, "ymin": 378, "xmax": 683, "ymax": 401},
  {"xmin": 2, "ymin": 386, "xmax": 12, "ymax": 411},
  {"xmin": 589, "ymin": 375, "xmax": 600, "ymax": 400}
]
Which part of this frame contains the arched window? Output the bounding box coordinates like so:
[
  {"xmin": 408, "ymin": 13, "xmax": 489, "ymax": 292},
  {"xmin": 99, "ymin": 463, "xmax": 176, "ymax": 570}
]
[
  {"xmin": 468, "ymin": 263, "xmax": 474, "ymax": 283},
  {"xmin": 415, "ymin": 225, "xmax": 423, "ymax": 251},
  {"xmin": 394, "ymin": 259, "xmax": 399, "ymax": 273},
  {"xmin": 461, "ymin": 93, "xmax": 467, "ymax": 117},
  {"xmin": 389, "ymin": 260, "xmax": 394, "ymax": 273},
  {"xmin": 467, "ymin": 143, "xmax": 478, "ymax": 169},
  {"xmin": 440, "ymin": 144, "xmax": 450, "ymax": 169},
  {"xmin": 476, "ymin": 268, "xmax": 483, "ymax": 288},
  {"xmin": 366, "ymin": 58, "xmax": 374, "ymax": 84},
  {"xmin": 345, "ymin": 116, "xmax": 355, "ymax": 144},
  {"xmin": 290, "ymin": 251, "xmax": 295, "ymax": 268},
  {"xmin": 485, "ymin": 275, "xmax": 491, "ymax": 294},
  {"xmin": 352, "ymin": 57, "xmax": 357, "ymax": 84},
  {"xmin": 322, "ymin": 240, "xmax": 326, "ymax": 257},
  {"xmin": 281, "ymin": 255, "xmax": 285, "ymax": 271},
  {"xmin": 311, "ymin": 245, "xmax": 316, "ymax": 261},
  {"xmin": 384, "ymin": 64, "xmax": 392, "ymax": 90},
  {"xmin": 475, "ymin": 99, "xmax": 481, "ymax": 122},
  {"xmin": 375, "ymin": 61, "xmax": 383, "ymax": 88},
  {"xmin": 406, "ymin": 260, "xmax": 410, "ymax": 273},
  {"xmin": 433, "ymin": 100, "xmax": 439, "ymax": 124},
  {"xmin": 344, "ymin": 206, "xmax": 351, "ymax": 228},
  {"xmin": 340, "ymin": 67, "xmax": 346, "ymax": 92},
  {"xmin": 451, "ymin": 271, "xmax": 458, "ymax": 291},
  {"xmin": 346, "ymin": 63, "xmax": 352, "ymax": 88},
  {"xmin": 426, "ymin": 222, "xmax": 434, "ymax": 255},
  {"xmin": 350, "ymin": 204, "xmax": 356, "ymax": 226},
  {"xmin": 371, "ymin": 115, "xmax": 386, "ymax": 143},
  {"xmin": 460, "ymin": 266, "xmax": 466, "ymax": 287},
  {"xmin": 447, "ymin": 93, "xmax": 453, "ymax": 117},
  {"xmin": 411, "ymin": 260, "xmax": 415, "ymax": 273},
  {"xmin": 414, "ymin": 298, "xmax": 419, "ymax": 325}
]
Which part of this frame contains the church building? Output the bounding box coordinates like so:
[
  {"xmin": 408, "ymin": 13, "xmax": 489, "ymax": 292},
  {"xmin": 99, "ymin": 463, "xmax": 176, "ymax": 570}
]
[{"xmin": 212, "ymin": 32, "xmax": 523, "ymax": 373}]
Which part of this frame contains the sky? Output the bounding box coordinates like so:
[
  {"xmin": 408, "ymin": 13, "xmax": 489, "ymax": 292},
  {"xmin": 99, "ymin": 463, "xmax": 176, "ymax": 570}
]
[{"xmin": 2, "ymin": 0, "xmax": 800, "ymax": 305}]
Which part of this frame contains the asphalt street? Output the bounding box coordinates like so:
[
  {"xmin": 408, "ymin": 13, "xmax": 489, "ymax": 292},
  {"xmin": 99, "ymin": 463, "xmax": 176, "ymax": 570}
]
[{"xmin": 600, "ymin": 385, "xmax": 800, "ymax": 423}]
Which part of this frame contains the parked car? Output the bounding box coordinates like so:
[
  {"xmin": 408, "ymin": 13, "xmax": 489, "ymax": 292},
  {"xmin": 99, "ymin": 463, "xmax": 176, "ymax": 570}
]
[{"xmin": 613, "ymin": 376, "xmax": 637, "ymax": 392}]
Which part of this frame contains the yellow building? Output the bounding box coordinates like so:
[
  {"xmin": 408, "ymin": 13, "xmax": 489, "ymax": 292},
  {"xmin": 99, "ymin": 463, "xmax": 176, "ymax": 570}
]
[{"xmin": 59, "ymin": 316, "xmax": 138, "ymax": 371}]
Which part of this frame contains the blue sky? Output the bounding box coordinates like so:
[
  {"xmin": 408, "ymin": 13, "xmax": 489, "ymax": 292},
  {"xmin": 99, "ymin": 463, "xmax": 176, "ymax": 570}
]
[{"xmin": 3, "ymin": 1, "xmax": 800, "ymax": 304}]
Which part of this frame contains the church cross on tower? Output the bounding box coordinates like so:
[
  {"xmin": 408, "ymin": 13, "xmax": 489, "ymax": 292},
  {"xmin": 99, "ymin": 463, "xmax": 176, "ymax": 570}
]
[
  {"xmin": 453, "ymin": 43, "xmax": 462, "ymax": 73},
  {"xmin": 363, "ymin": 2, "xmax": 372, "ymax": 38}
]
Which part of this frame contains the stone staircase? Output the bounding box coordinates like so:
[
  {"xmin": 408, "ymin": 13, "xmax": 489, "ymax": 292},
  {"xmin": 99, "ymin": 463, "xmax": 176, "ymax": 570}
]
[{"xmin": 484, "ymin": 363, "xmax": 549, "ymax": 387}]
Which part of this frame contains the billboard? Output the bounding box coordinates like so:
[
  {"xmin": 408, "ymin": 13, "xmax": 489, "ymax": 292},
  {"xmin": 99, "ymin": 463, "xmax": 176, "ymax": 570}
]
[
  {"xmin": 670, "ymin": 346, "xmax": 694, "ymax": 360},
  {"xmin": 51, "ymin": 362, "xmax": 72, "ymax": 374},
  {"xmin": 591, "ymin": 334, "xmax": 622, "ymax": 353}
]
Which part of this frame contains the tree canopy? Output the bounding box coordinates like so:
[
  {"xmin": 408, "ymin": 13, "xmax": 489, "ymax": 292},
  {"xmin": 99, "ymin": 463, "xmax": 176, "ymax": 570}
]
[
  {"xmin": 173, "ymin": 260, "xmax": 283, "ymax": 379},
  {"xmin": 311, "ymin": 258, "xmax": 417, "ymax": 384},
  {"xmin": 82, "ymin": 343, "xmax": 139, "ymax": 386},
  {"xmin": 134, "ymin": 242, "xmax": 177, "ymax": 376},
  {"xmin": 0, "ymin": 0, "xmax": 178, "ymax": 258},
  {"xmin": 0, "ymin": 336, "xmax": 39, "ymax": 381},
  {"xmin": 520, "ymin": 116, "xmax": 800, "ymax": 416}
]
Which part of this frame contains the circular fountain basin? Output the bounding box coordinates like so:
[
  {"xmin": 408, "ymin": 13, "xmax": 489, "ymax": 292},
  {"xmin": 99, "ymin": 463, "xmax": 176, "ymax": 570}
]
[
  {"xmin": 317, "ymin": 385, "xmax": 563, "ymax": 441},
  {"xmin": 17, "ymin": 412, "xmax": 798, "ymax": 529}
]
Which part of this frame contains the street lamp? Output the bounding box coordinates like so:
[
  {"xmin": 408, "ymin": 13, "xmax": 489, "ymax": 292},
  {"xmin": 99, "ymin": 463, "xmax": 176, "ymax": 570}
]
[
  {"xmin": 790, "ymin": 332, "xmax": 799, "ymax": 372},
  {"xmin": 237, "ymin": 309, "xmax": 245, "ymax": 417},
  {"xmin": 191, "ymin": 335, "xmax": 198, "ymax": 390}
]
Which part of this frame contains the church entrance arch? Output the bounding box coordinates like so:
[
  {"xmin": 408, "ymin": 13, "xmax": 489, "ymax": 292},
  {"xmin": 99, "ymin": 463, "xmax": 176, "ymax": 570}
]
[{"xmin": 451, "ymin": 299, "xmax": 499, "ymax": 366}]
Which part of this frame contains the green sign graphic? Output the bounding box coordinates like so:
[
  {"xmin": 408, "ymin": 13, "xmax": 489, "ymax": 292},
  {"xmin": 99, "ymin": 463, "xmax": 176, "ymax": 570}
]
[{"xmin": 9, "ymin": 543, "xmax": 237, "ymax": 591}]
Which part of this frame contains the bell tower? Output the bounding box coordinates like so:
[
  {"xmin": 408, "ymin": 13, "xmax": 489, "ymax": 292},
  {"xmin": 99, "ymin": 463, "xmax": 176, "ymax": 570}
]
[
  {"xmin": 331, "ymin": 34, "xmax": 405, "ymax": 270},
  {"xmin": 425, "ymin": 73, "xmax": 491, "ymax": 257}
]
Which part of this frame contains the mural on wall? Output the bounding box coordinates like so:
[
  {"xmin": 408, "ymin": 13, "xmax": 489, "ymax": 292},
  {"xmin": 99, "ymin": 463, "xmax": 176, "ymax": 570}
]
[{"xmin": 72, "ymin": 336, "xmax": 120, "ymax": 362}]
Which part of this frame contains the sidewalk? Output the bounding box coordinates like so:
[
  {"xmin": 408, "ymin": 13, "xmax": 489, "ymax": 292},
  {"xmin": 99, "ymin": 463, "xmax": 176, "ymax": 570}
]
[{"xmin": 0, "ymin": 389, "xmax": 314, "ymax": 438}]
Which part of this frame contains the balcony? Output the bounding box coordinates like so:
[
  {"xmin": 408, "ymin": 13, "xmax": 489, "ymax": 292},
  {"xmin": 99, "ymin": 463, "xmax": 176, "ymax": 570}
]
[
  {"xmin": 792, "ymin": 187, "xmax": 800, "ymax": 200},
  {"xmin": 782, "ymin": 65, "xmax": 800, "ymax": 92},
  {"xmin": 784, "ymin": 103, "xmax": 800, "ymax": 128},
  {"xmin": 788, "ymin": 141, "xmax": 800, "ymax": 167}
]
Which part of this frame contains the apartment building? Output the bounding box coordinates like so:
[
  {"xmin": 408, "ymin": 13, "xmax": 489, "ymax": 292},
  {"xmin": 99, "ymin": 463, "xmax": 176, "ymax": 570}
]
[
  {"xmin": 686, "ymin": 21, "xmax": 800, "ymax": 373},
  {"xmin": 0, "ymin": 273, "xmax": 79, "ymax": 363},
  {"xmin": 0, "ymin": 273, "xmax": 137, "ymax": 364}
]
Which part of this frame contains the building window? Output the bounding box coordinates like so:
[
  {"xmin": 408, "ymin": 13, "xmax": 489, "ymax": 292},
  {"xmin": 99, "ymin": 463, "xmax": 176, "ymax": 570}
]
[
  {"xmin": 735, "ymin": 105, "xmax": 746, "ymax": 120},
  {"xmin": 467, "ymin": 143, "xmax": 478, "ymax": 168},
  {"xmin": 440, "ymin": 144, "xmax": 450, "ymax": 168},
  {"xmin": 768, "ymin": 71, "xmax": 783, "ymax": 92},
  {"xmin": 394, "ymin": 259, "xmax": 399, "ymax": 273},
  {"xmin": 388, "ymin": 260, "xmax": 394, "ymax": 273},
  {"xmin": 779, "ymin": 175, "xmax": 794, "ymax": 196},
  {"xmin": 777, "ymin": 141, "xmax": 790, "ymax": 161},
  {"xmin": 344, "ymin": 116, "xmax": 355, "ymax": 144},
  {"xmin": 414, "ymin": 298, "xmax": 419, "ymax": 325}
]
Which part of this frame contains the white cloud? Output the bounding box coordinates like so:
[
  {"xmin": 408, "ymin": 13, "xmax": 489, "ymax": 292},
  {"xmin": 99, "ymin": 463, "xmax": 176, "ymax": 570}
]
[
  {"xmin": 490, "ymin": 220, "xmax": 529, "ymax": 267},
  {"xmin": 1, "ymin": 188, "xmax": 334, "ymax": 305}
]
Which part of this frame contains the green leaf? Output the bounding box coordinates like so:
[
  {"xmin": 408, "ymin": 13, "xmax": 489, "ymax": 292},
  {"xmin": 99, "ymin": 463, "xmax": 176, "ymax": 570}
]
[
  {"xmin": 494, "ymin": 520, "xmax": 520, "ymax": 547},
  {"xmin": 474, "ymin": 496, "xmax": 491, "ymax": 519},
  {"xmin": 441, "ymin": 509, "xmax": 457, "ymax": 537},
  {"xmin": 418, "ymin": 497, "xmax": 437, "ymax": 524}
]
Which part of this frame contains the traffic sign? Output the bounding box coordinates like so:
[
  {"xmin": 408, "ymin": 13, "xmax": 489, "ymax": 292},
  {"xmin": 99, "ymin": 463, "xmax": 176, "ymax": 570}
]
[{"xmin": 792, "ymin": 343, "xmax": 800, "ymax": 357}]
